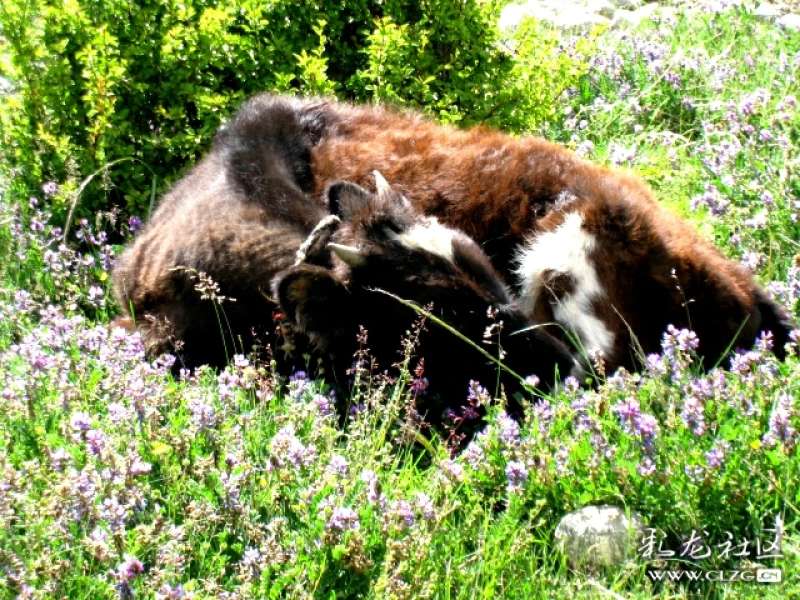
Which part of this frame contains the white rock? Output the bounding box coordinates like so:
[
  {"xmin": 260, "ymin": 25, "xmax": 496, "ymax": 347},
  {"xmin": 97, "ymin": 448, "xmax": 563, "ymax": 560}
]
[
  {"xmin": 499, "ymin": 0, "xmax": 613, "ymax": 32},
  {"xmin": 554, "ymin": 505, "xmax": 647, "ymax": 571},
  {"xmin": 610, "ymin": 2, "xmax": 659, "ymax": 28},
  {"xmin": 611, "ymin": 8, "xmax": 638, "ymax": 27},
  {"xmin": 544, "ymin": 0, "xmax": 616, "ymax": 19},
  {"xmin": 658, "ymin": 6, "xmax": 677, "ymax": 22},
  {"xmin": 553, "ymin": 12, "xmax": 611, "ymax": 30},
  {"xmin": 585, "ymin": 0, "xmax": 617, "ymax": 19},
  {"xmin": 498, "ymin": 3, "xmax": 534, "ymax": 31},
  {"xmin": 754, "ymin": 3, "xmax": 782, "ymax": 22},
  {"xmin": 633, "ymin": 2, "xmax": 660, "ymax": 20},
  {"xmin": 778, "ymin": 13, "xmax": 800, "ymax": 30}
]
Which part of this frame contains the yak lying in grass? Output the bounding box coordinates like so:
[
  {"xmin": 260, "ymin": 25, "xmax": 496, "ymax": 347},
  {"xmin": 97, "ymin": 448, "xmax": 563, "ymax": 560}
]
[
  {"xmin": 236, "ymin": 93, "xmax": 794, "ymax": 373},
  {"xmin": 113, "ymin": 97, "xmax": 575, "ymax": 409},
  {"xmin": 274, "ymin": 180, "xmax": 576, "ymax": 414}
]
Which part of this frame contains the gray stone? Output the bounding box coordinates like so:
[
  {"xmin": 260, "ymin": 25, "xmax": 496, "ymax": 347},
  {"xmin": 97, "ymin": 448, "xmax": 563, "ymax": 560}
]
[
  {"xmin": 778, "ymin": 13, "xmax": 800, "ymax": 30},
  {"xmin": 610, "ymin": 0, "xmax": 643, "ymax": 7},
  {"xmin": 554, "ymin": 505, "xmax": 647, "ymax": 572}
]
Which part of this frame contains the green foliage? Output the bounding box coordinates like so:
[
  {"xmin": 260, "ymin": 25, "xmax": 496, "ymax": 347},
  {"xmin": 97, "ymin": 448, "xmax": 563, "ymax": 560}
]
[
  {"xmin": 2, "ymin": 3, "xmax": 799, "ymax": 599},
  {"xmin": 0, "ymin": 0, "xmax": 590, "ymax": 220},
  {"xmin": 353, "ymin": 9, "xmax": 594, "ymax": 130}
]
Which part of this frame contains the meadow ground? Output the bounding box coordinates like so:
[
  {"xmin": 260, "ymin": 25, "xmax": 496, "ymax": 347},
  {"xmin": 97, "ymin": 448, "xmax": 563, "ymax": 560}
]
[{"xmin": 0, "ymin": 3, "xmax": 799, "ymax": 599}]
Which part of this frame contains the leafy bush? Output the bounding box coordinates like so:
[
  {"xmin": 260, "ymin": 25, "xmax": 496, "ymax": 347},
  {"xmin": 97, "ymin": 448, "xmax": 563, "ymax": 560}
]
[{"xmin": 0, "ymin": 0, "xmax": 590, "ymax": 222}]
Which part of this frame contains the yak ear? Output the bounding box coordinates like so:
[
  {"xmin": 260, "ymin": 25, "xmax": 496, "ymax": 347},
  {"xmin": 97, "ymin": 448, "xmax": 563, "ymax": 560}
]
[
  {"xmin": 272, "ymin": 264, "xmax": 351, "ymax": 335},
  {"xmin": 326, "ymin": 181, "xmax": 373, "ymax": 220}
]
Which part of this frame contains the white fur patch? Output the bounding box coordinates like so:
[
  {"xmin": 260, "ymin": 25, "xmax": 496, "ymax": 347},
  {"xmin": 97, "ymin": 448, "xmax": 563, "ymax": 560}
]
[
  {"xmin": 514, "ymin": 212, "xmax": 614, "ymax": 358},
  {"xmin": 394, "ymin": 217, "xmax": 465, "ymax": 263}
]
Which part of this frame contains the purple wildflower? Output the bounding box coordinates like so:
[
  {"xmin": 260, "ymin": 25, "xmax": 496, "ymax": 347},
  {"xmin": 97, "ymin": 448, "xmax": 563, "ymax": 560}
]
[
  {"xmin": 71, "ymin": 411, "xmax": 92, "ymax": 432},
  {"xmin": 156, "ymin": 584, "xmax": 193, "ymax": 600},
  {"xmin": 637, "ymin": 456, "xmax": 657, "ymax": 477},
  {"xmin": 532, "ymin": 400, "xmax": 553, "ymax": 435},
  {"xmin": 187, "ymin": 396, "xmax": 217, "ymax": 431},
  {"xmin": 410, "ymin": 376, "xmax": 429, "ymax": 395},
  {"xmin": 50, "ymin": 447, "xmax": 71, "ymax": 472},
  {"xmin": 467, "ymin": 380, "xmax": 491, "ymax": 406},
  {"xmin": 313, "ymin": 393, "xmax": 335, "ymax": 418},
  {"xmin": 110, "ymin": 554, "xmax": 145, "ymax": 599},
  {"xmin": 645, "ymin": 353, "xmax": 668, "ymax": 377},
  {"xmin": 328, "ymin": 454, "xmax": 349, "ymax": 477},
  {"xmin": 441, "ymin": 459, "xmax": 464, "ymax": 482},
  {"xmin": 681, "ymin": 395, "xmax": 707, "ymax": 436},
  {"xmin": 665, "ymin": 71, "xmax": 682, "ymax": 89},
  {"xmin": 42, "ymin": 181, "xmax": 58, "ymax": 197},
  {"xmin": 287, "ymin": 370, "xmax": 310, "ymax": 400},
  {"xmin": 270, "ymin": 425, "xmax": 316, "ymax": 469},
  {"xmin": 463, "ymin": 438, "xmax": 486, "ymax": 466},
  {"xmin": 129, "ymin": 456, "xmax": 152, "ymax": 476},
  {"xmin": 241, "ymin": 547, "xmax": 261, "ymax": 570},
  {"xmin": 360, "ymin": 469, "xmax": 380, "ymax": 503},
  {"xmin": 107, "ymin": 402, "xmax": 131, "ymax": 425},
  {"xmin": 685, "ymin": 464, "xmax": 705, "ymax": 483},
  {"xmin": 706, "ymin": 446, "xmax": 725, "ymax": 470},
  {"xmin": 415, "ymin": 492, "xmax": 435, "ymax": 520},
  {"xmin": 127, "ymin": 216, "xmax": 144, "ymax": 235},
  {"xmin": 690, "ymin": 184, "xmax": 730, "ymax": 216},
  {"xmin": 763, "ymin": 393, "xmax": 796, "ymax": 449},
  {"xmin": 348, "ymin": 401, "xmax": 366, "ymax": 417},
  {"xmin": 635, "ymin": 414, "xmax": 658, "ymax": 442},
  {"xmin": 505, "ymin": 460, "xmax": 528, "ymax": 490},
  {"xmin": 85, "ymin": 429, "xmax": 107, "ymax": 456},
  {"xmin": 496, "ymin": 411, "xmax": 520, "ymax": 444},
  {"xmin": 392, "ymin": 500, "xmax": 415, "ymax": 528},
  {"xmin": 327, "ymin": 507, "xmax": 360, "ymax": 532},
  {"xmin": 613, "ymin": 397, "xmax": 641, "ymax": 431},
  {"xmin": 570, "ymin": 395, "xmax": 593, "ymax": 432}
]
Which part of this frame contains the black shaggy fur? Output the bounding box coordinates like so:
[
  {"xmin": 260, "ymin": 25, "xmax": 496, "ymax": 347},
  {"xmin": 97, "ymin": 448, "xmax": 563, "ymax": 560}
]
[{"xmin": 113, "ymin": 95, "xmax": 574, "ymax": 415}]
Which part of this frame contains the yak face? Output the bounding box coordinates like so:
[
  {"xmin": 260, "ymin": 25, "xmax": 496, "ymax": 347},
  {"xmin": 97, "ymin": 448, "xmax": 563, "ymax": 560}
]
[{"xmin": 273, "ymin": 177, "xmax": 576, "ymax": 411}]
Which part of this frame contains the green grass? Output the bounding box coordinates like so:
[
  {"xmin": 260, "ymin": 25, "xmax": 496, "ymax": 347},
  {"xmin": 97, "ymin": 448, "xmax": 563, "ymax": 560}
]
[{"xmin": 0, "ymin": 3, "xmax": 799, "ymax": 599}]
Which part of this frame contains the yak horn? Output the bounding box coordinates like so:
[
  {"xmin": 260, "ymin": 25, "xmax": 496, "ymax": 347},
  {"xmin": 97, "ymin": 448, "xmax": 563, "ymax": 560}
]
[
  {"xmin": 373, "ymin": 170, "xmax": 391, "ymax": 195},
  {"xmin": 328, "ymin": 243, "xmax": 366, "ymax": 267},
  {"xmin": 294, "ymin": 215, "xmax": 342, "ymax": 266}
]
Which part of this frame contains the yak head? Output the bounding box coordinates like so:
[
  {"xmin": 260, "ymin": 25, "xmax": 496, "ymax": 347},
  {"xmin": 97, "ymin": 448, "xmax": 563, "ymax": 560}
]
[{"xmin": 272, "ymin": 173, "xmax": 576, "ymax": 415}]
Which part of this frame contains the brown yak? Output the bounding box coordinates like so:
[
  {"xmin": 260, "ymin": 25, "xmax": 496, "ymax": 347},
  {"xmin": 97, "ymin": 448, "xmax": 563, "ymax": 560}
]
[
  {"xmin": 112, "ymin": 96, "xmax": 575, "ymax": 411},
  {"xmin": 234, "ymin": 93, "xmax": 793, "ymax": 373}
]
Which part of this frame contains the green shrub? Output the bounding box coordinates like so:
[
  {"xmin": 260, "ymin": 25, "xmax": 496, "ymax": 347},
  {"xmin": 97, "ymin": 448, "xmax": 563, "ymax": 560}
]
[{"xmin": 0, "ymin": 0, "xmax": 590, "ymax": 221}]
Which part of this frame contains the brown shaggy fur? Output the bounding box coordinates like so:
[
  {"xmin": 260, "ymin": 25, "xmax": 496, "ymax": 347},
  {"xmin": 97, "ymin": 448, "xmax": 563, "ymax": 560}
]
[
  {"xmin": 113, "ymin": 97, "xmax": 335, "ymax": 368},
  {"xmin": 247, "ymin": 94, "xmax": 794, "ymax": 372},
  {"xmin": 113, "ymin": 94, "xmax": 574, "ymax": 404},
  {"xmin": 274, "ymin": 181, "xmax": 575, "ymax": 412}
]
